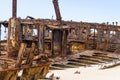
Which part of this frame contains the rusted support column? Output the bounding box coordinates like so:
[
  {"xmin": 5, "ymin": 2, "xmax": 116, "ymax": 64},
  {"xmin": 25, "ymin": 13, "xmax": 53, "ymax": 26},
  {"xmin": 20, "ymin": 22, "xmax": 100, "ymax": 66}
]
[
  {"xmin": 106, "ymin": 28, "xmax": 110, "ymax": 51},
  {"xmin": 93, "ymin": 27, "xmax": 96, "ymax": 49},
  {"xmin": 77, "ymin": 27, "xmax": 81, "ymax": 40},
  {"xmin": 116, "ymin": 30, "xmax": 120, "ymax": 40},
  {"xmin": 97, "ymin": 28, "xmax": 99, "ymax": 50},
  {"xmin": 115, "ymin": 30, "xmax": 118, "ymax": 38},
  {"xmin": 38, "ymin": 25, "xmax": 44, "ymax": 53},
  {"xmin": 12, "ymin": 0, "xmax": 17, "ymax": 18},
  {"xmin": 115, "ymin": 26, "xmax": 119, "ymax": 39},
  {"xmin": 97, "ymin": 29, "xmax": 101, "ymax": 50},
  {"xmin": 7, "ymin": 18, "xmax": 21, "ymax": 57},
  {"xmin": 85, "ymin": 26, "xmax": 90, "ymax": 49},
  {"xmin": 61, "ymin": 30, "xmax": 67, "ymax": 57},
  {"xmin": 98, "ymin": 29, "xmax": 104, "ymax": 51},
  {"xmin": 52, "ymin": 30, "xmax": 62, "ymax": 56}
]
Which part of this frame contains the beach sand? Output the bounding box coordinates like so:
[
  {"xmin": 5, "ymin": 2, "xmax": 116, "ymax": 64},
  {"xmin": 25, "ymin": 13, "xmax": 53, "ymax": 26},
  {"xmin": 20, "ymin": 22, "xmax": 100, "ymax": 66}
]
[{"xmin": 47, "ymin": 65, "xmax": 120, "ymax": 80}]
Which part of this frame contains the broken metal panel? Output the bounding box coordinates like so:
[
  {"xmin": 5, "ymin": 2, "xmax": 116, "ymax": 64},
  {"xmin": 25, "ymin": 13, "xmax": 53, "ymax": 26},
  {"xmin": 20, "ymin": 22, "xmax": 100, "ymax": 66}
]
[{"xmin": 52, "ymin": 29, "xmax": 62, "ymax": 56}]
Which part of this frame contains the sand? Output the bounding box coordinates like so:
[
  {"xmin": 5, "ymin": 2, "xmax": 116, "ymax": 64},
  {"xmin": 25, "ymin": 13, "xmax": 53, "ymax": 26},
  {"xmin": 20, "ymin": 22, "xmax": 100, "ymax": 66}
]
[
  {"xmin": 47, "ymin": 65, "xmax": 120, "ymax": 80},
  {"xmin": 46, "ymin": 50, "xmax": 120, "ymax": 80}
]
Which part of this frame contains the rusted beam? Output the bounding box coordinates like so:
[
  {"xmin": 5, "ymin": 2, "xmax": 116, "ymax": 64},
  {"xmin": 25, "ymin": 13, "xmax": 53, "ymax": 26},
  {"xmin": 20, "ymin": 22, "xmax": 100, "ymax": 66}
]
[
  {"xmin": 15, "ymin": 43, "xmax": 26, "ymax": 67},
  {"xmin": 93, "ymin": 27, "xmax": 96, "ymax": 49},
  {"xmin": 38, "ymin": 25, "xmax": 44, "ymax": 53},
  {"xmin": 53, "ymin": 0, "xmax": 62, "ymax": 24},
  {"xmin": 12, "ymin": 0, "xmax": 17, "ymax": 18},
  {"xmin": 61, "ymin": 30, "xmax": 67, "ymax": 56}
]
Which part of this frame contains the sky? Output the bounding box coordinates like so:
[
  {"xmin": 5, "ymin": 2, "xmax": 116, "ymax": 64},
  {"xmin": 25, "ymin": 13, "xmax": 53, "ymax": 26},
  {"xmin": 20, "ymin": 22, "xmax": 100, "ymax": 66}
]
[
  {"xmin": 0, "ymin": 0, "xmax": 120, "ymax": 39},
  {"xmin": 0, "ymin": 0, "xmax": 120, "ymax": 23}
]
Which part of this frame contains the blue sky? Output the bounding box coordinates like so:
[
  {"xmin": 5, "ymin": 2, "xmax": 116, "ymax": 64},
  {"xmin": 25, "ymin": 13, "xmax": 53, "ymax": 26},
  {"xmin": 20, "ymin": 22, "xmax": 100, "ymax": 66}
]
[
  {"xmin": 0, "ymin": 0, "xmax": 120, "ymax": 39},
  {"xmin": 0, "ymin": 0, "xmax": 120, "ymax": 23}
]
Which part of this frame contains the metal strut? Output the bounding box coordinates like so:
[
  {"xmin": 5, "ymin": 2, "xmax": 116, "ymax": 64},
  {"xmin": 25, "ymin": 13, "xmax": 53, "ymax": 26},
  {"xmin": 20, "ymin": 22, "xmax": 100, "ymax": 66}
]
[
  {"xmin": 53, "ymin": 0, "xmax": 62, "ymax": 24},
  {"xmin": 12, "ymin": 0, "xmax": 17, "ymax": 18}
]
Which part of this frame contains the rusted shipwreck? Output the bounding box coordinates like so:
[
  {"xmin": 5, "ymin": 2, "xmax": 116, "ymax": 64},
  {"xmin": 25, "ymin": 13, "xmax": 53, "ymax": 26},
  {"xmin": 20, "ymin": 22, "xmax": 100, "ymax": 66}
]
[{"xmin": 0, "ymin": 0, "xmax": 120, "ymax": 80}]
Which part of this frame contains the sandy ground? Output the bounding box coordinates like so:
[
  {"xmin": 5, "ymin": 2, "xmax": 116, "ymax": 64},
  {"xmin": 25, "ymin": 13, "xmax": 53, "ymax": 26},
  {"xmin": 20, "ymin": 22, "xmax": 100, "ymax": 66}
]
[
  {"xmin": 46, "ymin": 50, "xmax": 120, "ymax": 80},
  {"xmin": 47, "ymin": 65, "xmax": 120, "ymax": 80}
]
